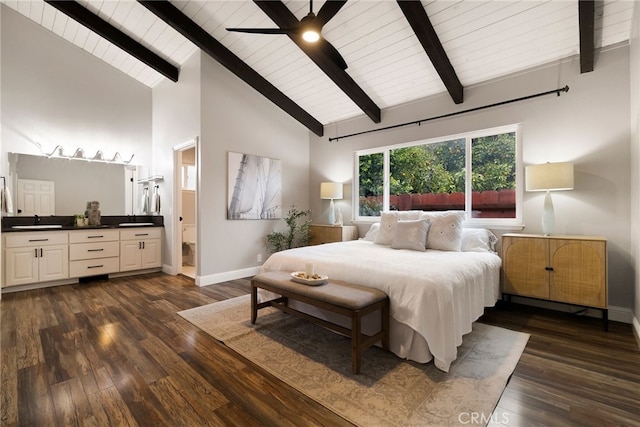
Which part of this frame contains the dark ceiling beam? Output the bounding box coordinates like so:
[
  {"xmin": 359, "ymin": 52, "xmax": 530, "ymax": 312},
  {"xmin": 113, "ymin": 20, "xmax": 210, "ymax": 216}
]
[
  {"xmin": 579, "ymin": 0, "xmax": 595, "ymax": 73},
  {"xmin": 254, "ymin": 1, "xmax": 381, "ymax": 124},
  {"xmin": 44, "ymin": 0, "xmax": 179, "ymax": 82},
  {"xmin": 138, "ymin": 0, "xmax": 323, "ymax": 137},
  {"xmin": 397, "ymin": 0, "xmax": 463, "ymax": 104}
]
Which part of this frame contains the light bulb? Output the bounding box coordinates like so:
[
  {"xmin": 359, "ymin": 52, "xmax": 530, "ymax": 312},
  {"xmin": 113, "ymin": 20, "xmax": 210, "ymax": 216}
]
[{"xmin": 302, "ymin": 30, "xmax": 320, "ymax": 42}]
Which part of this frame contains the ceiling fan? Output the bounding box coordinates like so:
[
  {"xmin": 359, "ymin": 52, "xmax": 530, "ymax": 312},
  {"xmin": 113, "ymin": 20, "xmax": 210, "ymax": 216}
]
[{"xmin": 226, "ymin": 0, "xmax": 348, "ymax": 70}]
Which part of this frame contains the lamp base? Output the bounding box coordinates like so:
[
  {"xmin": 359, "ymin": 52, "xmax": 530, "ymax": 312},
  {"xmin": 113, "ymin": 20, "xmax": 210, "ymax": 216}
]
[
  {"xmin": 328, "ymin": 199, "xmax": 335, "ymax": 225},
  {"xmin": 541, "ymin": 190, "xmax": 555, "ymax": 236}
]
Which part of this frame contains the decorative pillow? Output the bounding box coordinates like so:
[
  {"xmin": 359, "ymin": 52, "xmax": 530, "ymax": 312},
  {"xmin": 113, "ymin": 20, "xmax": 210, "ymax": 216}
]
[
  {"xmin": 420, "ymin": 210, "xmax": 465, "ymax": 251},
  {"xmin": 461, "ymin": 228, "xmax": 499, "ymax": 253},
  {"xmin": 362, "ymin": 222, "xmax": 380, "ymax": 242},
  {"xmin": 374, "ymin": 211, "xmax": 422, "ymax": 245},
  {"xmin": 391, "ymin": 219, "xmax": 431, "ymax": 251}
]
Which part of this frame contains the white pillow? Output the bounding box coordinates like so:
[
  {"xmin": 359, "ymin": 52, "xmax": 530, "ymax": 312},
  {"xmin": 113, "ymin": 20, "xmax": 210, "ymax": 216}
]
[
  {"xmin": 374, "ymin": 211, "xmax": 422, "ymax": 245},
  {"xmin": 461, "ymin": 228, "xmax": 498, "ymax": 253},
  {"xmin": 362, "ymin": 222, "xmax": 380, "ymax": 242},
  {"xmin": 391, "ymin": 219, "xmax": 431, "ymax": 251},
  {"xmin": 420, "ymin": 210, "xmax": 465, "ymax": 251}
]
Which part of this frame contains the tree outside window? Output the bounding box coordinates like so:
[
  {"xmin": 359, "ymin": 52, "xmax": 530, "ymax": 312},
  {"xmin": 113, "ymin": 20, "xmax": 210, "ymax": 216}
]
[{"xmin": 356, "ymin": 126, "xmax": 518, "ymax": 221}]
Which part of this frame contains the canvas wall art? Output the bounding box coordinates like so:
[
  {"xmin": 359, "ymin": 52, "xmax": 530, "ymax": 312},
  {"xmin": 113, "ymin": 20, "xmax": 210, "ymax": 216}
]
[{"xmin": 227, "ymin": 152, "xmax": 282, "ymax": 220}]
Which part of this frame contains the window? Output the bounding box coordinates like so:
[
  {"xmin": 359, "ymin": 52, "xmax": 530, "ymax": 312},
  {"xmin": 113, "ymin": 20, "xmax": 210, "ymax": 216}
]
[{"xmin": 355, "ymin": 125, "xmax": 522, "ymax": 227}]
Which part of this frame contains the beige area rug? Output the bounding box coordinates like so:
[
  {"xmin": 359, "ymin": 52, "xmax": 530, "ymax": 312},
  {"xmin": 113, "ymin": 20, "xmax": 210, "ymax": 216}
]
[{"xmin": 178, "ymin": 295, "xmax": 529, "ymax": 427}]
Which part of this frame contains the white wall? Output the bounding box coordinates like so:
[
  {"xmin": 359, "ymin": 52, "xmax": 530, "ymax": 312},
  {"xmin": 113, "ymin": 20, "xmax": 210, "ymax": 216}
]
[
  {"xmin": 629, "ymin": 3, "xmax": 640, "ymax": 338},
  {"xmin": 0, "ymin": 6, "xmax": 152, "ymax": 170},
  {"xmin": 151, "ymin": 51, "xmax": 201, "ymax": 273},
  {"xmin": 310, "ymin": 46, "xmax": 633, "ymax": 313},
  {"xmin": 197, "ymin": 54, "xmax": 310, "ymax": 283}
]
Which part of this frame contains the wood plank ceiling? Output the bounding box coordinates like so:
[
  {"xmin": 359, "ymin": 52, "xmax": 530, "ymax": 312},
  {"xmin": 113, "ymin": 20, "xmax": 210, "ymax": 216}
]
[{"xmin": 2, "ymin": 0, "xmax": 635, "ymax": 136}]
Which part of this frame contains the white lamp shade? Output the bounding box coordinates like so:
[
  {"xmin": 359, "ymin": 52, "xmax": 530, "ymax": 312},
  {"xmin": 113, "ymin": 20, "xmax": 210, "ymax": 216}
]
[
  {"xmin": 320, "ymin": 182, "xmax": 343, "ymax": 200},
  {"xmin": 525, "ymin": 162, "xmax": 574, "ymax": 191}
]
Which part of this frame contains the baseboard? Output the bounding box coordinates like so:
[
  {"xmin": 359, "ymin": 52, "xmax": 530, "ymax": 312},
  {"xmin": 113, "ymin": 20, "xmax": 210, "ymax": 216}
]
[
  {"xmin": 506, "ymin": 295, "xmax": 633, "ymax": 324},
  {"xmin": 196, "ymin": 266, "xmax": 261, "ymax": 287},
  {"xmin": 633, "ymin": 317, "xmax": 640, "ymax": 350}
]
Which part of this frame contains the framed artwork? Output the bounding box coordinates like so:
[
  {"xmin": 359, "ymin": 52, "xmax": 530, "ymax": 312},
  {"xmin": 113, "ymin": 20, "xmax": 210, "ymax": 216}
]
[{"xmin": 227, "ymin": 152, "xmax": 282, "ymax": 220}]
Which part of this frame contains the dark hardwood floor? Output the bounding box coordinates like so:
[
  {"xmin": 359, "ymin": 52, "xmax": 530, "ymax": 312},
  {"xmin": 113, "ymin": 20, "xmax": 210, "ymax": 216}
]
[{"xmin": 1, "ymin": 272, "xmax": 639, "ymax": 426}]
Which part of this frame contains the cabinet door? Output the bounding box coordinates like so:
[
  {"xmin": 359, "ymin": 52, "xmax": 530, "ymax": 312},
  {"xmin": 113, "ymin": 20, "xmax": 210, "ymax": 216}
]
[
  {"xmin": 550, "ymin": 239, "xmax": 607, "ymax": 308},
  {"xmin": 140, "ymin": 239, "xmax": 162, "ymax": 269},
  {"xmin": 39, "ymin": 244, "xmax": 69, "ymax": 282},
  {"xmin": 120, "ymin": 241, "xmax": 142, "ymax": 272},
  {"xmin": 502, "ymin": 236, "xmax": 549, "ymax": 299},
  {"xmin": 4, "ymin": 247, "xmax": 39, "ymax": 286}
]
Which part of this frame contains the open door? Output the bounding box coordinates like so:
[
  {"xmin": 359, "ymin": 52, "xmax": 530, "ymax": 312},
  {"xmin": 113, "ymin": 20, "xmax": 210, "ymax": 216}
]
[{"xmin": 173, "ymin": 138, "xmax": 198, "ymax": 279}]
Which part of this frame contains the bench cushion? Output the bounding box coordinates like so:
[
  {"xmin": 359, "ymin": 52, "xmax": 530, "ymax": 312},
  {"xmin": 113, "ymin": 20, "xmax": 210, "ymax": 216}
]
[{"xmin": 254, "ymin": 271, "xmax": 387, "ymax": 310}]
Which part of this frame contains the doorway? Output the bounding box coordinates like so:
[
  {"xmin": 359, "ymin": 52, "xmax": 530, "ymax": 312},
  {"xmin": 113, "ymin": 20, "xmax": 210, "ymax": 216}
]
[{"xmin": 173, "ymin": 138, "xmax": 198, "ymax": 279}]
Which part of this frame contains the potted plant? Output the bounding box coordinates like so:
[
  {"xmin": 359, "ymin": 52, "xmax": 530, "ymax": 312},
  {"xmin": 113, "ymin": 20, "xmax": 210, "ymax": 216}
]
[{"xmin": 266, "ymin": 206, "xmax": 311, "ymax": 253}]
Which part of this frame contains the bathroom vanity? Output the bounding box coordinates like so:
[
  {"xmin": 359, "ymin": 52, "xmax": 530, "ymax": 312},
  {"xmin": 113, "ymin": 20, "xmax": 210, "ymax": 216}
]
[{"xmin": 1, "ymin": 216, "xmax": 163, "ymax": 291}]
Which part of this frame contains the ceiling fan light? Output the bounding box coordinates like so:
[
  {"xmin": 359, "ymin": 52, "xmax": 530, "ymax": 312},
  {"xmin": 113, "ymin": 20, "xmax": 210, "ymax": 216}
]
[{"xmin": 302, "ymin": 29, "xmax": 320, "ymax": 42}]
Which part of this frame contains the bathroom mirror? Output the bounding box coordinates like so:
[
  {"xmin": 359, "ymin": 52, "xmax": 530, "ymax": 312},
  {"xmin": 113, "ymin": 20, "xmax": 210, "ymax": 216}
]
[{"xmin": 8, "ymin": 153, "xmax": 135, "ymax": 216}]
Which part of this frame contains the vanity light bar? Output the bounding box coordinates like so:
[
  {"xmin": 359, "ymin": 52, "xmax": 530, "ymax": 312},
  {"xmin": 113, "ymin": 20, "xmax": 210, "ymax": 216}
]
[{"xmin": 45, "ymin": 145, "xmax": 134, "ymax": 164}]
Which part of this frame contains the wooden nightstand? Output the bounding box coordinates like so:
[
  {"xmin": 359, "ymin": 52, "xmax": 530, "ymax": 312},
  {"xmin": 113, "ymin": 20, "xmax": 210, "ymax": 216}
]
[
  {"xmin": 501, "ymin": 233, "xmax": 608, "ymax": 330},
  {"xmin": 308, "ymin": 224, "xmax": 358, "ymax": 245}
]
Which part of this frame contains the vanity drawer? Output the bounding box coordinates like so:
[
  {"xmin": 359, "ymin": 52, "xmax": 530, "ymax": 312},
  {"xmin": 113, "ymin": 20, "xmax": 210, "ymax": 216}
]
[
  {"xmin": 5, "ymin": 232, "xmax": 68, "ymax": 248},
  {"xmin": 69, "ymin": 241, "xmax": 119, "ymax": 261},
  {"xmin": 120, "ymin": 228, "xmax": 162, "ymax": 241},
  {"xmin": 69, "ymin": 229, "xmax": 119, "ymax": 243},
  {"xmin": 69, "ymin": 257, "xmax": 119, "ymax": 278}
]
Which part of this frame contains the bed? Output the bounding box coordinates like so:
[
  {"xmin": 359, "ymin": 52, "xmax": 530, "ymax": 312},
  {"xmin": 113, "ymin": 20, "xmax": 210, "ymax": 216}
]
[{"xmin": 259, "ymin": 211, "xmax": 501, "ymax": 372}]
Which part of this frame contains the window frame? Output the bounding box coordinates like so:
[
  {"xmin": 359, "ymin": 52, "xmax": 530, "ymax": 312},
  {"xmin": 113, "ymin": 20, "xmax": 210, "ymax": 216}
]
[{"xmin": 353, "ymin": 124, "xmax": 524, "ymax": 230}]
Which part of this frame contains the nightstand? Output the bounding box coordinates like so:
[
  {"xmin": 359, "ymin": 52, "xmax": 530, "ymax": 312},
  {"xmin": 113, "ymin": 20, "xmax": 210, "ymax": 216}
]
[
  {"xmin": 308, "ymin": 224, "xmax": 358, "ymax": 245},
  {"xmin": 501, "ymin": 233, "xmax": 608, "ymax": 330}
]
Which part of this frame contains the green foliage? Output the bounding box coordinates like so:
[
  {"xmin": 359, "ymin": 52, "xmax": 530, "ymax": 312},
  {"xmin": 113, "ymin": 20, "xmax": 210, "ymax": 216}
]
[
  {"xmin": 266, "ymin": 206, "xmax": 311, "ymax": 253},
  {"xmin": 358, "ymin": 132, "xmax": 516, "ymax": 208}
]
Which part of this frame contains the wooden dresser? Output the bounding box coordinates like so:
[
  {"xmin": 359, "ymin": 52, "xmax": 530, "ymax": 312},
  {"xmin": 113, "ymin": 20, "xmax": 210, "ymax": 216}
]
[
  {"xmin": 308, "ymin": 224, "xmax": 358, "ymax": 245},
  {"xmin": 501, "ymin": 233, "xmax": 608, "ymax": 329}
]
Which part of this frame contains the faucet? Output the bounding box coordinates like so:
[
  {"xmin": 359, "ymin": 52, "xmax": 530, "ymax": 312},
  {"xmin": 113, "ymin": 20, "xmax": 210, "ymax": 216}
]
[{"xmin": 34, "ymin": 215, "xmax": 40, "ymax": 225}]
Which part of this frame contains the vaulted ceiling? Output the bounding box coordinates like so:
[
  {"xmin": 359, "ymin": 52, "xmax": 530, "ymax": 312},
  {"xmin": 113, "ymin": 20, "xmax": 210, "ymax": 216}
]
[{"xmin": 2, "ymin": 1, "xmax": 635, "ymax": 136}]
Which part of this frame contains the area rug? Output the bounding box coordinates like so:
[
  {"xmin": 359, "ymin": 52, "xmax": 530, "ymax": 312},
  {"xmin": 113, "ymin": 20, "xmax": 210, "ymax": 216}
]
[{"xmin": 178, "ymin": 295, "xmax": 529, "ymax": 427}]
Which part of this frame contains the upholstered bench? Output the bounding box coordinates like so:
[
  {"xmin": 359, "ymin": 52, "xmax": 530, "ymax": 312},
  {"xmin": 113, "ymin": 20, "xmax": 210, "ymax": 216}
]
[{"xmin": 251, "ymin": 270, "xmax": 389, "ymax": 374}]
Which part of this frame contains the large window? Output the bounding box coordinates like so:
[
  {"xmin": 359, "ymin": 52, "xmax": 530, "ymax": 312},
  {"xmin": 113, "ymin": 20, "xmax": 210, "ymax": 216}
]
[{"xmin": 355, "ymin": 125, "xmax": 521, "ymax": 226}]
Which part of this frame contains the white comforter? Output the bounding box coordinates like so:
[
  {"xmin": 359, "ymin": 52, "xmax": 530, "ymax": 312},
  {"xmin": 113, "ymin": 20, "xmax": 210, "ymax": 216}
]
[{"xmin": 260, "ymin": 239, "xmax": 501, "ymax": 371}]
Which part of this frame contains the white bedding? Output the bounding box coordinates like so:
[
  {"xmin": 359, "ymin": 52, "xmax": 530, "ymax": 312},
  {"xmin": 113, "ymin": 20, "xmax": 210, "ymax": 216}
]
[{"xmin": 260, "ymin": 239, "xmax": 502, "ymax": 372}]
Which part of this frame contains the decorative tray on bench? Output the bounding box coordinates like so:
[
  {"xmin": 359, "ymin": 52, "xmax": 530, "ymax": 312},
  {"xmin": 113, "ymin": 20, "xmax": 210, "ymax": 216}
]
[{"xmin": 290, "ymin": 271, "xmax": 328, "ymax": 286}]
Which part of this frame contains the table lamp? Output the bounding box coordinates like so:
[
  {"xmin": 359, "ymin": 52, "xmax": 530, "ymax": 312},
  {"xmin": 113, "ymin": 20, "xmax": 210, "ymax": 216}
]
[
  {"xmin": 525, "ymin": 162, "xmax": 574, "ymax": 235},
  {"xmin": 320, "ymin": 182, "xmax": 343, "ymax": 225}
]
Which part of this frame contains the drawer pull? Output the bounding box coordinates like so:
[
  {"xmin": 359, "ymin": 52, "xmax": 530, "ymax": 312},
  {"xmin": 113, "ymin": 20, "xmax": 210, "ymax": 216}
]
[
  {"xmin": 28, "ymin": 239, "xmax": 49, "ymax": 242},
  {"xmin": 87, "ymin": 265, "xmax": 104, "ymax": 269},
  {"xmin": 135, "ymin": 233, "xmax": 149, "ymax": 237},
  {"xmin": 87, "ymin": 235, "xmax": 104, "ymax": 239},
  {"xmin": 545, "ymin": 266, "xmax": 554, "ymax": 271},
  {"xmin": 87, "ymin": 249, "xmax": 104, "ymax": 252}
]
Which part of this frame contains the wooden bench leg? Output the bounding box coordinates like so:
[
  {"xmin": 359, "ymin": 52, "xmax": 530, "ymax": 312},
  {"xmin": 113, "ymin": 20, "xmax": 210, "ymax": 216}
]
[
  {"xmin": 382, "ymin": 298, "xmax": 390, "ymax": 351},
  {"xmin": 251, "ymin": 281, "xmax": 257, "ymax": 324},
  {"xmin": 352, "ymin": 312, "xmax": 362, "ymax": 374}
]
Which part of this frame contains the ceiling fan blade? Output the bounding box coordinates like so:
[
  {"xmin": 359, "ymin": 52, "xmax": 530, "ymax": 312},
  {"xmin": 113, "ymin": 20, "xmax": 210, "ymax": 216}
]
[
  {"xmin": 319, "ymin": 38, "xmax": 348, "ymax": 70},
  {"xmin": 226, "ymin": 27, "xmax": 292, "ymax": 34},
  {"xmin": 315, "ymin": 0, "xmax": 347, "ymax": 27}
]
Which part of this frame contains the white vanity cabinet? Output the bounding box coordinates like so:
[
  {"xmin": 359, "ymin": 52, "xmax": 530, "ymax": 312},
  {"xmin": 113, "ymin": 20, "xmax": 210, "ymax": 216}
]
[
  {"xmin": 120, "ymin": 228, "xmax": 162, "ymax": 272},
  {"xmin": 3, "ymin": 232, "xmax": 69, "ymax": 287},
  {"xmin": 69, "ymin": 229, "xmax": 120, "ymax": 278}
]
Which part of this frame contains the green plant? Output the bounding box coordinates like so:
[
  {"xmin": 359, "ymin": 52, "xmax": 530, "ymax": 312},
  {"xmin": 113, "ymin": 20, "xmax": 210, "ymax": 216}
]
[{"xmin": 266, "ymin": 206, "xmax": 311, "ymax": 253}]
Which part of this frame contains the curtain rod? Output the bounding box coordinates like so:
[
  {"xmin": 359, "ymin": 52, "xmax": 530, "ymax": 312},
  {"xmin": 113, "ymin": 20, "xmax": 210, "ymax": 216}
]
[{"xmin": 328, "ymin": 85, "xmax": 570, "ymax": 142}]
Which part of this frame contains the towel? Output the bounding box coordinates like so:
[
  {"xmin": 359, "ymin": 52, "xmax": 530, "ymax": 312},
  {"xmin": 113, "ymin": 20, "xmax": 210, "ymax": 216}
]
[
  {"xmin": 154, "ymin": 186, "xmax": 161, "ymax": 214},
  {"xmin": 151, "ymin": 185, "xmax": 161, "ymax": 214},
  {"xmin": 141, "ymin": 187, "xmax": 149, "ymax": 213},
  {"xmin": 1, "ymin": 186, "xmax": 13, "ymax": 216}
]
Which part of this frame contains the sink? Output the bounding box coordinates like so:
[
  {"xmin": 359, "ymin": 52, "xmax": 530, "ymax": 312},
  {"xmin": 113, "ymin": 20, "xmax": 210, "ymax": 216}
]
[
  {"xmin": 118, "ymin": 222, "xmax": 155, "ymax": 227},
  {"xmin": 12, "ymin": 225, "xmax": 64, "ymax": 230}
]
